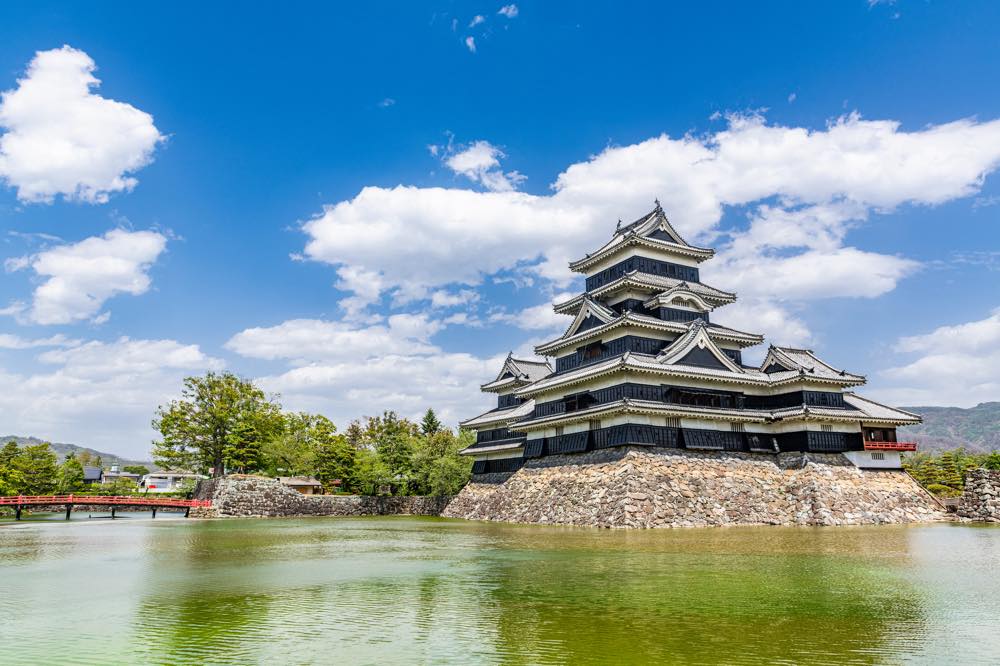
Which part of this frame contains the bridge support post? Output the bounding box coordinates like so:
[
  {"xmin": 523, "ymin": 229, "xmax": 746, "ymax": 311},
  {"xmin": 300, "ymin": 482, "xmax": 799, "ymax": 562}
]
[
  {"xmin": 185, "ymin": 507, "xmax": 190, "ymax": 518},
  {"xmin": 65, "ymin": 504, "xmax": 72, "ymax": 520},
  {"xmin": 111, "ymin": 506, "xmax": 117, "ymax": 520},
  {"xmin": 15, "ymin": 505, "xmax": 21, "ymax": 521},
  {"xmin": 152, "ymin": 507, "xmax": 157, "ymax": 519}
]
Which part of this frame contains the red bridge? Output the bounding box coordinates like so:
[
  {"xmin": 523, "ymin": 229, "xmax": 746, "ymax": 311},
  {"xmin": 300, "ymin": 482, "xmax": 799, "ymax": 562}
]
[{"xmin": 0, "ymin": 495, "xmax": 211, "ymax": 520}]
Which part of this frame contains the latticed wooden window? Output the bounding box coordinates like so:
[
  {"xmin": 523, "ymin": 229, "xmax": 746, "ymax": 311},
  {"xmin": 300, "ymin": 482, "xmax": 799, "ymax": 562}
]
[
  {"xmin": 664, "ymin": 417, "xmax": 680, "ymax": 428},
  {"xmin": 588, "ymin": 419, "xmax": 601, "ymax": 431},
  {"xmin": 730, "ymin": 422, "xmax": 746, "ymax": 433}
]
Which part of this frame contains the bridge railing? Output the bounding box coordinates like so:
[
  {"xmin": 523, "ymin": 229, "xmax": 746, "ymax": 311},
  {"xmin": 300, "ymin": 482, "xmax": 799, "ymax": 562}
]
[{"xmin": 0, "ymin": 495, "xmax": 211, "ymax": 507}]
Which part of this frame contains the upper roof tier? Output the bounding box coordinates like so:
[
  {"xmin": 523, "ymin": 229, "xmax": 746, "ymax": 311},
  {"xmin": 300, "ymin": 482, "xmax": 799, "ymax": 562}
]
[
  {"xmin": 569, "ymin": 202, "xmax": 715, "ymax": 273},
  {"xmin": 480, "ymin": 353, "xmax": 553, "ymax": 393},
  {"xmin": 554, "ymin": 274, "xmax": 737, "ymax": 315}
]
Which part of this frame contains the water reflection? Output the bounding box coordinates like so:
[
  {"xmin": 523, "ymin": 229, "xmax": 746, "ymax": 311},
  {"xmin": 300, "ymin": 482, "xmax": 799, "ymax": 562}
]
[{"xmin": 1, "ymin": 518, "xmax": 999, "ymax": 665}]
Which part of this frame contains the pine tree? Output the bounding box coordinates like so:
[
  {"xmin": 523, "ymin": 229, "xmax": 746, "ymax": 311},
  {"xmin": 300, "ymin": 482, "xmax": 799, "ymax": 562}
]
[
  {"xmin": 421, "ymin": 408, "xmax": 442, "ymax": 436},
  {"xmin": 56, "ymin": 453, "xmax": 85, "ymax": 494}
]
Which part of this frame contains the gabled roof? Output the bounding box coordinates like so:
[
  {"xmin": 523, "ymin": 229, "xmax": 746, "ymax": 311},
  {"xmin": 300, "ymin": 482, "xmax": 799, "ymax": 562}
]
[
  {"xmin": 842, "ymin": 393, "xmax": 922, "ymax": 424},
  {"xmin": 656, "ymin": 320, "xmax": 745, "ymax": 373},
  {"xmin": 480, "ymin": 353, "xmax": 552, "ymax": 392},
  {"xmin": 760, "ymin": 346, "xmax": 865, "ymax": 383},
  {"xmin": 642, "ymin": 283, "xmax": 715, "ymax": 312},
  {"xmin": 562, "ymin": 297, "xmax": 618, "ymax": 338},
  {"xmin": 569, "ymin": 202, "xmax": 714, "ymax": 271},
  {"xmin": 554, "ymin": 273, "xmax": 737, "ymax": 315},
  {"xmin": 534, "ymin": 311, "xmax": 763, "ymax": 355}
]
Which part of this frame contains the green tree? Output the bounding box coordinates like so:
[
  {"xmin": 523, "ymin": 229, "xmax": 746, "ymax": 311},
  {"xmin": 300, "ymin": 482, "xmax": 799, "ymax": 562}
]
[
  {"xmin": 410, "ymin": 428, "xmax": 473, "ymax": 495},
  {"xmin": 420, "ymin": 408, "xmax": 443, "ymax": 436},
  {"xmin": 56, "ymin": 454, "xmax": 85, "ymax": 494},
  {"xmin": 983, "ymin": 451, "xmax": 1000, "ymax": 471},
  {"xmin": 152, "ymin": 372, "xmax": 284, "ymax": 477},
  {"xmin": 123, "ymin": 465, "xmax": 150, "ymax": 476},
  {"xmin": 315, "ymin": 434, "xmax": 357, "ymax": 493},
  {"xmin": 361, "ymin": 411, "xmax": 418, "ymax": 492},
  {"xmin": 0, "ymin": 442, "xmax": 24, "ymax": 496},
  {"xmin": 353, "ymin": 447, "xmax": 393, "ymax": 495},
  {"xmin": 11, "ymin": 443, "xmax": 58, "ymax": 495}
]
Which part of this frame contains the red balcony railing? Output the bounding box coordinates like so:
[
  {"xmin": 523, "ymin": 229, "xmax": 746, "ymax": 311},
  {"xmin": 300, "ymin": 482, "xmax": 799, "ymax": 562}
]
[{"xmin": 864, "ymin": 442, "xmax": 917, "ymax": 452}]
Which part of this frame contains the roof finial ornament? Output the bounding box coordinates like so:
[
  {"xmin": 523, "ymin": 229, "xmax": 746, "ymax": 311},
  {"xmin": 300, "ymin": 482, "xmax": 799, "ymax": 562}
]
[
  {"xmin": 654, "ymin": 198, "xmax": 662, "ymax": 211},
  {"xmin": 616, "ymin": 218, "xmax": 622, "ymax": 230}
]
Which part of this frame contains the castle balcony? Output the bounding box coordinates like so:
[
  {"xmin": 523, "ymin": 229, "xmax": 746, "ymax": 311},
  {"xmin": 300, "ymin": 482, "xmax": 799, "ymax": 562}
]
[{"xmin": 863, "ymin": 441, "xmax": 917, "ymax": 452}]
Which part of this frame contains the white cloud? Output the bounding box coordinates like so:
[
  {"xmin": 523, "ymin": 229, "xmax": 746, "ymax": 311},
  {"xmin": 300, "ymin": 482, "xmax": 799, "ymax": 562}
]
[
  {"xmin": 430, "ymin": 289, "xmax": 479, "ymax": 308},
  {"xmin": 228, "ymin": 316, "xmax": 502, "ymax": 427},
  {"xmin": 490, "ymin": 293, "xmax": 575, "ymax": 332},
  {"xmin": 7, "ymin": 228, "xmax": 167, "ymax": 325},
  {"xmin": 0, "ymin": 45, "xmax": 163, "ymax": 204},
  {"xmin": 302, "ymin": 113, "xmax": 1000, "ymax": 344},
  {"xmin": 874, "ymin": 308, "xmax": 1000, "ymax": 407},
  {"xmin": 465, "ymin": 36, "xmax": 477, "ymax": 53},
  {"xmin": 0, "ymin": 337, "xmax": 222, "ymax": 457},
  {"xmin": 469, "ymin": 15, "xmax": 486, "ymax": 27},
  {"xmin": 498, "ymin": 4, "xmax": 519, "ymax": 18},
  {"xmin": 378, "ymin": 97, "xmax": 395, "ymax": 108},
  {"xmin": 225, "ymin": 314, "xmax": 443, "ymax": 365},
  {"xmin": 444, "ymin": 140, "xmax": 525, "ymax": 192},
  {"xmin": 0, "ymin": 333, "xmax": 78, "ymax": 350}
]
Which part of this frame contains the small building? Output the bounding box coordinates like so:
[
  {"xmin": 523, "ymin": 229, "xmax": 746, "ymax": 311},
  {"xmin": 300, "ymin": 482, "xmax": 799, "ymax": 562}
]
[
  {"xmin": 277, "ymin": 476, "xmax": 324, "ymax": 495},
  {"xmin": 140, "ymin": 471, "xmax": 205, "ymax": 493},
  {"xmin": 101, "ymin": 464, "xmax": 142, "ymax": 485},
  {"xmin": 82, "ymin": 466, "xmax": 103, "ymax": 485}
]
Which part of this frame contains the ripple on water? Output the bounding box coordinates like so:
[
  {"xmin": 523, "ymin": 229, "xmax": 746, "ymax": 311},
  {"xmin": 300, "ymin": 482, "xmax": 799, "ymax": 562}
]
[{"xmin": 2, "ymin": 519, "xmax": 1000, "ymax": 665}]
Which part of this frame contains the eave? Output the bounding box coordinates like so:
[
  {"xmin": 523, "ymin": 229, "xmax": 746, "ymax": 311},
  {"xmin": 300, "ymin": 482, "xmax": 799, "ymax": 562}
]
[
  {"xmin": 553, "ymin": 273, "xmax": 737, "ymax": 315},
  {"xmin": 511, "ymin": 398, "xmax": 770, "ymax": 432},
  {"xmin": 569, "ymin": 234, "xmax": 714, "ymax": 272},
  {"xmin": 534, "ymin": 314, "xmax": 762, "ymax": 355}
]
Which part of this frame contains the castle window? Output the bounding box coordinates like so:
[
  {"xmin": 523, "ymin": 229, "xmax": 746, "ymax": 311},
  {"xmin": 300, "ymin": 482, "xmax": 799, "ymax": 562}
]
[
  {"xmin": 589, "ymin": 419, "xmax": 602, "ymax": 431},
  {"xmin": 582, "ymin": 341, "xmax": 604, "ymax": 360},
  {"xmin": 555, "ymin": 426, "xmax": 564, "ymax": 436},
  {"xmin": 821, "ymin": 424, "xmax": 833, "ymax": 432},
  {"xmin": 871, "ymin": 452, "xmax": 885, "ymax": 461},
  {"xmin": 665, "ymin": 417, "xmax": 680, "ymax": 428},
  {"xmin": 730, "ymin": 423, "xmax": 745, "ymax": 433}
]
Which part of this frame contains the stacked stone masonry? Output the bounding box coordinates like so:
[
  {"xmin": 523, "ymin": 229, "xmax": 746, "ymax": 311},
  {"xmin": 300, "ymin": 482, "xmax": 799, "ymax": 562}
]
[
  {"xmin": 959, "ymin": 468, "xmax": 1000, "ymax": 522},
  {"xmin": 443, "ymin": 447, "xmax": 946, "ymax": 528},
  {"xmin": 193, "ymin": 475, "xmax": 452, "ymax": 518}
]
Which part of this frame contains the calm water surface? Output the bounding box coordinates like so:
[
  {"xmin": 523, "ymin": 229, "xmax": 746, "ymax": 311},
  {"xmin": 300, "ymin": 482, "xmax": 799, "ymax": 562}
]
[{"xmin": 1, "ymin": 514, "xmax": 999, "ymax": 665}]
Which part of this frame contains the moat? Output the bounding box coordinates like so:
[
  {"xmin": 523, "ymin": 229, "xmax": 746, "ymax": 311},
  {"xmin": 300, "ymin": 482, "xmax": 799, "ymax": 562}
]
[{"xmin": 1, "ymin": 516, "xmax": 999, "ymax": 665}]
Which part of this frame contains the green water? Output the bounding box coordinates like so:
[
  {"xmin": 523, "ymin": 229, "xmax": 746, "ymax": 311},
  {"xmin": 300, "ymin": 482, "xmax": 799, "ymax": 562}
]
[{"xmin": 1, "ymin": 516, "xmax": 999, "ymax": 665}]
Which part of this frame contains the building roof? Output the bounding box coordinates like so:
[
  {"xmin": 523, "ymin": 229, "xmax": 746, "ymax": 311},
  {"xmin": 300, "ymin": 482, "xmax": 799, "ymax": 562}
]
[
  {"xmin": 480, "ymin": 354, "xmax": 552, "ymax": 392},
  {"xmin": 760, "ymin": 346, "xmax": 865, "ymax": 383},
  {"xmin": 82, "ymin": 466, "xmax": 102, "ymax": 482},
  {"xmin": 459, "ymin": 439, "xmax": 526, "ymax": 455},
  {"xmin": 460, "ymin": 399, "xmax": 536, "ymax": 429},
  {"xmin": 534, "ymin": 312, "xmax": 763, "ymax": 355},
  {"xmin": 553, "ymin": 273, "xmax": 737, "ymax": 315},
  {"xmin": 642, "ymin": 283, "xmax": 716, "ymax": 312},
  {"xmin": 569, "ymin": 203, "xmax": 715, "ymax": 271},
  {"xmin": 842, "ymin": 393, "xmax": 923, "ymax": 424},
  {"xmin": 277, "ymin": 476, "xmax": 323, "ymax": 486},
  {"xmin": 655, "ymin": 319, "xmax": 746, "ymax": 373}
]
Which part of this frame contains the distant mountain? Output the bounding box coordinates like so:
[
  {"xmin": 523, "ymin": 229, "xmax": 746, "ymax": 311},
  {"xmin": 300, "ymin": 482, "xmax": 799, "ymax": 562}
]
[
  {"xmin": 0, "ymin": 435, "xmax": 156, "ymax": 470},
  {"xmin": 902, "ymin": 403, "xmax": 1000, "ymax": 453}
]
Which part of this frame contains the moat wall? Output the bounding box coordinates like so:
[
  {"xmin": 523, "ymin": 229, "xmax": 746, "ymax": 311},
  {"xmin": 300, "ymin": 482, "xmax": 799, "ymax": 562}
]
[
  {"xmin": 958, "ymin": 468, "xmax": 1000, "ymax": 522},
  {"xmin": 192, "ymin": 475, "xmax": 452, "ymax": 518},
  {"xmin": 443, "ymin": 447, "xmax": 946, "ymax": 528}
]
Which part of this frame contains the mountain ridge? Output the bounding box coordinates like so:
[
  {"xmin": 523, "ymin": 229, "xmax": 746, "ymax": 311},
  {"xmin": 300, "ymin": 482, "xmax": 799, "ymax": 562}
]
[{"xmin": 0, "ymin": 435, "xmax": 156, "ymax": 469}]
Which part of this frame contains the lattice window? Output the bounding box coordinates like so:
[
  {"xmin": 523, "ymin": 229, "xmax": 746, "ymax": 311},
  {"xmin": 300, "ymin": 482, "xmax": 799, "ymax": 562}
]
[
  {"xmin": 821, "ymin": 424, "xmax": 833, "ymax": 432},
  {"xmin": 871, "ymin": 452, "xmax": 885, "ymax": 461},
  {"xmin": 665, "ymin": 417, "xmax": 680, "ymax": 428},
  {"xmin": 555, "ymin": 426, "xmax": 564, "ymax": 437},
  {"xmin": 730, "ymin": 423, "xmax": 746, "ymax": 433},
  {"xmin": 589, "ymin": 419, "xmax": 602, "ymax": 431}
]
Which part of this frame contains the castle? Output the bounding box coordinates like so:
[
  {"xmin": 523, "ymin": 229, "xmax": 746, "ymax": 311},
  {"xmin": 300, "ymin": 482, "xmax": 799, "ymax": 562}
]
[{"xmin": 446, "ymin": 203, "xmax": 939, "ymax": 527}]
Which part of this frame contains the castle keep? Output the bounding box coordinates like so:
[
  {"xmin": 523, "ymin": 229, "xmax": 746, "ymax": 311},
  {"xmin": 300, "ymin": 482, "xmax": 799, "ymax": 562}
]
[{"xmin": 446, "ymin": 203, "xmax": 940, "ymax": 527}]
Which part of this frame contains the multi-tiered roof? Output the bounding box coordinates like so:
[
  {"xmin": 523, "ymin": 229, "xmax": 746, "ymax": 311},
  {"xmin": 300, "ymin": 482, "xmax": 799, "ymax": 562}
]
[{"xmin": 461, "ymin": 203, "xmax": 919, "ymax": 469}]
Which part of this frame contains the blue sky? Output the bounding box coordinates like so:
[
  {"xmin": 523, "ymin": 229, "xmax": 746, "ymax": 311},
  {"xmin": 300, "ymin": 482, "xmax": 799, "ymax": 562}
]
[{"xmin": 1, "ymin": 1, "xmax": 1000, "ymax": 457}]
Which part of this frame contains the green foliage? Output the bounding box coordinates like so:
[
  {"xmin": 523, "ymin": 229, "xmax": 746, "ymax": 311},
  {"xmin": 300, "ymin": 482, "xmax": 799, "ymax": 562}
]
[
  {"xmin": 56, "ymin": 454, "xmax": 85, "ymax": 494},
  {"xmin": 93, "ymin": 477, "xmax": 139, "ymax": 496},
  {"xmin": 409, "ymin": 429, "xmax": 473, "ymax": 495},
  {"xmin": 123, "ymin": 465, "xmax": 150, "ymax": 476},
  {"xmin": 0, "ymin": 444, "xmax": 58, "ymax": 495},
  {"xmin": 420, "ymin": 408, "xmax": 442, "ymax": 436},
  {"xmin": 904, "ymin": 447, "xmax": 1000, "ymax": 494},
  {"xmin": 152, "ymin": 372, "xmax": 284, "ymax": 476},
  {"xmin": 363, "ymin": 411, "xmax": 418, "ymax": 488}
]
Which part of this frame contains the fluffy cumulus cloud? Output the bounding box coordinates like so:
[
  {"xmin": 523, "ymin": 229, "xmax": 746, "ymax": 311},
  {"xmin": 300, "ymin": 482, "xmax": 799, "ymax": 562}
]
[
  {"xmin": 444, "ymin": 140, "xmax": 525, "ymax": 192},
  {"xmin": 498, "ymin": 4, "xmax": 519, "ymax": 18},
  {"xmin": 0, "ymin": 45, "xmax": 163, "ymax": 203},
  {"xmin": 6, "ymin": 228, "xmax": 167, "ymax": 325},
  {"xmin": 227, "ymin": 315, "xmax": 501, "ymax": 426},
  {"xmin": 873, "ymin": 308, "xmax": 1000, "ymax": 407},
  {"xmin": 0, "ymin": 337, "xmax": 222, "ymax": 456},
  {"xmin": 302, "ymin": 113, "xmax": 1000, "ymax": 342}
]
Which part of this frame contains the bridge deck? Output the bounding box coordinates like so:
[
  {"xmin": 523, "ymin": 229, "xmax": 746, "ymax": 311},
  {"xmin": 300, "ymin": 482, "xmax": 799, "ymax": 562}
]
[{"xmin": 0, "ymin": 495, "xmax": 210, "ymax": 508}]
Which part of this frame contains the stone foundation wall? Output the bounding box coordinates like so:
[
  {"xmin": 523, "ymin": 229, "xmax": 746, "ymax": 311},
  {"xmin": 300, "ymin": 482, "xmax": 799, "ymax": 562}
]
[
  {"xmin": 443, "ymin": 447, "xmax": 945, "ymax": 528},
  {"xmin": 959, "ymin": 468, "xmax": 1000, "ymax": 522},
  {"xmin": 193, "ymin": 475, "xmax": 452, "ymax": 518}
]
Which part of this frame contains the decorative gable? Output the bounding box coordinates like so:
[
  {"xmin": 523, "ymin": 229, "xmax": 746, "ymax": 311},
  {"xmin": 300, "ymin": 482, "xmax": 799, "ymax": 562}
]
[{"xmin": 656, "ymin": 320, "xmax": 745, "ymax": 373}]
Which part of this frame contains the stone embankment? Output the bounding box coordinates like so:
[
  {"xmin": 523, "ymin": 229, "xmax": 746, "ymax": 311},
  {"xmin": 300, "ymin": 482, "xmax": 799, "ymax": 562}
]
[
  {"xmin": 443, "ymin": 447, "xmax": 946, "ymax": 528},
  {"xmin": 959, "ymin": 468, "xmax": 1000, "ymax": 522},
  {"xmin": 192, "ymin": 475, "xmax": 452, "ymax": 518}
]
